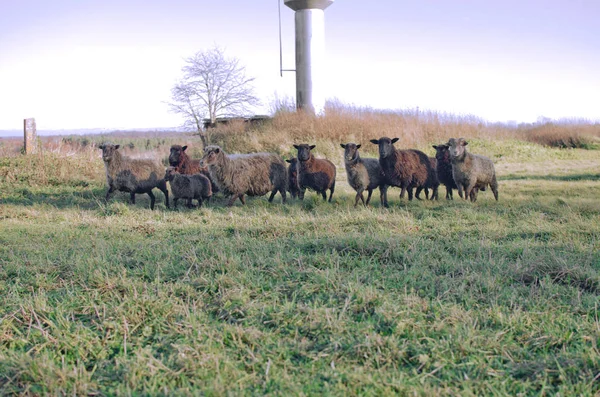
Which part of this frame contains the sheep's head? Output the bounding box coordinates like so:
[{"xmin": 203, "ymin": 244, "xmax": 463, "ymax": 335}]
[
  {"xmin": 294, "ymin": 144, "xmax": 315, "ymax": 162},
  {"xmin": 447, "ymin": 138, "xmax": 468, "ymax": 160},
  {"xmin": 369, "ymin": 137, "xmax": 398, "ymax": 159},
  {"xmin": 340, "ymin": 143, "xmax": 361, "ymax": 162},
  {"xmin": 432, "ymin": 144, "xmax": 451, "ymax": 161},
  {"xmin": 169, "ymin": 145, "xmax": 187, "ymax": 167},
  {"xmin": 164, "ymin": 166, "xmax": 179, "ymax": 181},
  {"xmin": 200, "ymin": 145, "xmax": 222, "ymax": 167},
  {"xmin": 99, "ymin": 143, "xmax": 120, "ymax": 162}
]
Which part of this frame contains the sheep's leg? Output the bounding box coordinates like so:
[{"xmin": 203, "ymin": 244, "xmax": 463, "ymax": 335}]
[
  {"xmin": 432, "ymin": 186, "xmax": 439, "ymax": 200},
  {"xmin": 298, "ymin": 188, "xmax": 305, "ymax": 201},
  {"xmin": 268, "ymin": 190, "xmax": 277, "ymax": 203},
  {"xmin": 187, "ymin": 198, "xmax": 194, "ymax": 208},
  {"xmin": 173, "ymin": 198, "xmax": 179, "ymax": 209},
  {"xmin": 354, "ymin": 189, "xmax": 363, "ymax": 207},
  {"xmin": 365, "ymin": 189, "xmax": 373, "ymax": 205},
  {"xmin": 457, "ymin": 184, "xmax": 465, "ymax": 200},
  {"xmin": 328, "ymin": 181, "xmax": 335, "ymax": 202},
  {"xmin": 399, "ymin": 186, "xmax": 407, "ymax": 199},
  {"xmin": 321, "ymin": 190, "xmax": 327, "ymax": 201},
  {"xmin": 407, "ymin": 187, "xmax": 414, "ymax": 201},
  {"xmin": 415, "ymin": 187, "xmax": 425, "ymax": 200},
  {"xmin": 226, "ymin": 195, "xmax": 237, "ymax": 207},
  {"xmin": 239, "ymin": 194, "xmax": 246, "ymax": 205},
  {"xmin": 130, "ymin": 192, "xmax": 136, "ymax": 205},
  {"xmin": 159, "ymin": 182, "xmax": 169, "ymax": 208},
  {"xmin": 465, "ymin": 183, "xmax": 477, "ymax": 202},
  {"xmin": 491, "ymin": 177, "xmax": 499, "ymax": 201},
  {"xmin": 105, "ymin": 186, "xmax": 115, "ymax": 202},
  {"xmin": 380, "ymin": 185, "xmax": 388, "ymax": 208},
  {"xmin": 446, "ymin": 186, "xmax": 452, "ymax": 200},
  {"xmin": 147, "ymin": 190, "xmax": 156, "ymax": 210},
  {"xmin": 197, "ymin": 198, "xmax": 203, "ymax": 208}
]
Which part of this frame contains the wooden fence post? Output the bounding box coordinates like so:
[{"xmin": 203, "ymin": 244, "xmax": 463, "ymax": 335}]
[{"xmin": 24, "ymin": 118, "xmax": 36, "ymax": 154}]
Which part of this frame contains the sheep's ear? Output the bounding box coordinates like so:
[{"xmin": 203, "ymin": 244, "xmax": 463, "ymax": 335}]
[
  {"xmin": 214, "ymin": 147, "xmax": 220, "ymax": 153},
  {"xmin": 309, "ymin": 145, "xmax": 316, "ymax": 150},
  {"xmin": 391, "ymin": 138, "xmax": 399, "ymax": 144},
  {"xmin": 182, "ymin": 145, "xmax": 188, "ymax": 151},
  {"xmin": 114, "ymin": 144, "xmax": 120, "ymax": 150},
  {"xmin": 432, "ymin": 145, "xmax": 438, "ymax": 149},
  {"xmin": 356, "ymin": 144, "xmax": 361, "ymax": 149},
  {"xmin": 286, "ymin": 159, "xmax": 291, "ymax": 163},
  {"xmin": 293, "ymin": 144, "xmax": 299, "ymax": 149},
  {"xmin": 97, "ymin": 143, "xmax": 104, "ymax": 149},
  {"xmin": 370, "ymin": 139, "xmax": 379, "ymax": 145},
  {"xmin": 340, "ymin": 144, "xmax": 346, "ymax": 149},
  {"xmin": 461, "ymin": 140, "xmax": 468, "ymax": 146}
]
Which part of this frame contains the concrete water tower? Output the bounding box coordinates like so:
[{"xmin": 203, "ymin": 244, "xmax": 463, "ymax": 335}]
[{"xmin": 284, "ymin": 0, "xmax": 334, "ymax": 114}]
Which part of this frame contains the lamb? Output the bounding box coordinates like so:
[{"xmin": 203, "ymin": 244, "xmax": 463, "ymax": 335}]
[
  {"xmin": 369, "ymin": 137, "xmax": 435, "ymax": 207},
  {"xmin": 99, "ymin": 143, "xmax": 169, "ymax": 210},
  {"xmin": 447, "ymin": 137, "xmax": 499, "ymax": 202},
  {"xmin": 169, "ymin": 144, "xmax": 219, "ymax": 194},
  {"xmin": 432, "ymin": 144, "xmax": 458, "ymax": 200},
  {"xmin": 294, "ymin": 144, "xmax": 336, "ymax": 202},
  {"xmin": 285, "ymin": 158, "xmax": 300, "ymax": 199},
  {"xmin": 340, "ymin": 142, "xmax": 386, "ymax": 206},
  {"xmin": 164, "ymin": 166, "xmax": 212, "ymax": 209},
  {"xmin": 199, "ymin": 145, "xmax": 287, "ymax": 206}
]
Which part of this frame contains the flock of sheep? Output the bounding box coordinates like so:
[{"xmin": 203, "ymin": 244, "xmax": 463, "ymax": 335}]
[{"xmin": 98, "ymin": 137, "xmax": 498, "ymax": 210}]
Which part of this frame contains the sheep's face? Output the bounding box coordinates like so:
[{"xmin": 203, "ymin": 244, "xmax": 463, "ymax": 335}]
[
  {"xmin": 169, "ymin": 145, "xmax": 187, "ymax": 167},
  {"xmin": 341, "ymin": 143, "xmax": 362, "ymax": 162},
  {"xmin": 433, "ymin": 144, "xmax": 451, "ymax": 162},
  {"xmin": 294, "ymin": 144, "xmax": 315, "ymax": 162},
  {"xmin": 99, "ymin": 143, "xmax": 120, "ymax": 162},
  {"xmin": 369, "ymin": 137, "xmax": 398, "ymax": 159},
  {"xmin": 164, "ymin": 167, "xmax": 178, "ymax": 181},
  {"xmin": 447, "ymin": 138, "xmax": 468, "ymax": 159},
  {"xmin": 200, "ymin": 146, "xmax": 222, "ymax": 166}
]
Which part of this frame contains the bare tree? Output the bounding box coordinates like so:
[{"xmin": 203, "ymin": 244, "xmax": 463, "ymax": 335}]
[{"xmin": 168, "ymin": 46, "xmax": 260, "ymax": 148}]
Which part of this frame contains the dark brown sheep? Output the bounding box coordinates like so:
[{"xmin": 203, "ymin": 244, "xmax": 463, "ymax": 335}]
[
  {"xmin": 169, "ymin": 144, "xmax": 219, "ymax": 194},
  {"xmin": 99, "ymin": 143, "xmax": 169, "ymax": 210},
  {"xmin": 369, "ymin": 137, "xmax": 434, "ymax": 207},
  {"xmin": 200, "ymin": 145, "xmax": 287, "ymax": 206},
  {"xmin": 432, "ymin": 144, "xmax": 458, "ymax": 200},
  {"xmin": 422, "ymin": 157, "xmax": 440, "ymax": 200},
  {"xmin": 285, "ymin": 158, "xmax": 300, "ymax": 199},
  {"xmin": 340, "ymin": 142, "xmax": 386, "ymax": 207},
  {"xmin": 164, "ymin": 167, "xmax": 212, "ymax": 209},
  {"xmin": 294, "ymin": 144, "xmax": 336, "ymax": 202}
]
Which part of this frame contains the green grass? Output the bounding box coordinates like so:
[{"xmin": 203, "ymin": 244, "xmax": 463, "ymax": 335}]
[{"xmin": 1, "ymin": 145, "xmax": 600, "ymax": 395}]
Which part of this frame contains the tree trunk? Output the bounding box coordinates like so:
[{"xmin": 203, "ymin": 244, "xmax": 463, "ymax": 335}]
[{"xmin": 197, "ymin": 129, "xmax": 208, "ymax": 149}]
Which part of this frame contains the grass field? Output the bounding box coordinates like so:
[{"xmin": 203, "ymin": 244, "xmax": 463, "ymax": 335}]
[{"xmin": 1, "ymin": 119, "xmax": 600, "ymax": 395}]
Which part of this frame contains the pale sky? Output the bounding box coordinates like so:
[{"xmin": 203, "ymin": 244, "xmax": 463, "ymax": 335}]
[{"xmin": 0, "ymin": 0, "xmax": 599, "ymax": 130}]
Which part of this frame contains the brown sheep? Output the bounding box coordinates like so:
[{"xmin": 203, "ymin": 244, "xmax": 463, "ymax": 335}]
[
  {"xmin": 199, "ymin": 145, "xmax": 287, "ymax": 206},
  {"xmin": 294, "ymin": 144, "xmax": 336, "ymax": 202},
  {"xmin": 340, "ymin": 142, "xmax": 387, "ymax": 207},
  {"xmin": 99, "ymin": 143, "xmax": 169, "ymax": 210},
  {"xmin": 422, "ymin": 157, "xmax": 440, "ymax": 200},
  {"xmin": 169, "ymin": 144, "xmax": 219, "ymax": 195},
  {"xmin": 285, "ymin": 158, "xmax": 300, "ymax": 199},
  {"xmin": 369, "ymin": 137, "xmax": 434, "ymax": 207},
  {"xmin": 447, "ymin": 138, "xmax": 499, "ymax": 202},
  {"xmin": 432, "ymin": 144, "xmax": 458, "ymax": 200}
]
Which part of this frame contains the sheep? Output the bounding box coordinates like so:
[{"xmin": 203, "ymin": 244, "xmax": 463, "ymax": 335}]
[
  {"xmin": 164, "ymin": 166, "xmax": 212, "ymax": 209},
  {"xmin": 369, "ymin": 137, "xmax": 435, "ymax": 207},
  {"xmin": 199, "ymin": 145, "xmax": 287, "ymax": 206},
  {"xmin": 340, "ymin": 142, "xmax": 387, "ymax": 206},
  {"xmin": 99, "ymin": 143, "xmax": 169, "ymax": 210},
  {"xmin": 432, "ymin": 144, "xmax": 458, "ymax": 200},
  {"xmin": 169, "ymin": 144, "xmax": 219, "ymax": 195},
  {"xmin": 285, "ymin": 158, "xmax": 300, "ymax": 199},
  {"xmin": 294, "ymin": 144, "xmax": 336, "ymax": 202},
  {"xmin": 447, "ymin": 137, "xmax": 499, "ymax": 202}
]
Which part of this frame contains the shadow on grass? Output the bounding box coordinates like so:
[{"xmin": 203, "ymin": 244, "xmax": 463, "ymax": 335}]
[
  {"xmin": 500, "ymin": 173, "xmax": 600, "ymax": 182},
  {"xmin": 0, "ymin": 186, "xmax": 169, "ymax": 210}
]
